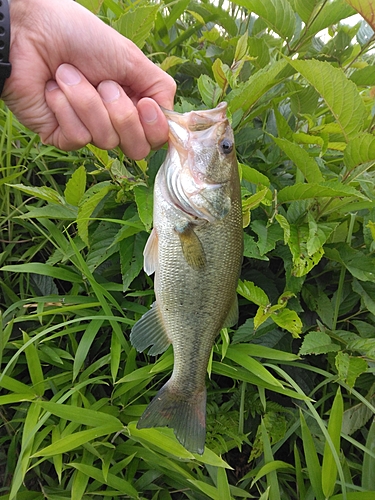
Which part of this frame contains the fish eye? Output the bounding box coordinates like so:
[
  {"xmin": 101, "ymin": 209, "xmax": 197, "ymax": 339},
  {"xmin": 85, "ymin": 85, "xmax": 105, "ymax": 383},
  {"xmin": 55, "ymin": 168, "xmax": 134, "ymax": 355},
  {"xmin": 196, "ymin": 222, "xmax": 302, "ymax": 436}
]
[{"xmin": 220, "ymin": 139, "xmax": 233, "ymax": 155}]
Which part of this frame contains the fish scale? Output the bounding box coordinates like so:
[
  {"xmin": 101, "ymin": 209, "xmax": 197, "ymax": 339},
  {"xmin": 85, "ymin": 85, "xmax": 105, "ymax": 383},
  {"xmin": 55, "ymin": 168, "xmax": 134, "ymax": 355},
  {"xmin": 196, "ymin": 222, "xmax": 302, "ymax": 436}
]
[{"xmin": 130, "ymin": 103, "xmax": 243, "ymax": 454}]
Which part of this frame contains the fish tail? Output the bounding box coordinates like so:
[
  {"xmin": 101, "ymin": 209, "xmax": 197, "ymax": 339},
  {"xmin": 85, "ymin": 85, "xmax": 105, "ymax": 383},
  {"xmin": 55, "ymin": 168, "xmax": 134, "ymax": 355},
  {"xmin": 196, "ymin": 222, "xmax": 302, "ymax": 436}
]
[{"xmin": 137, "ymin": 381, "xmax": 206, "ymax": 455}]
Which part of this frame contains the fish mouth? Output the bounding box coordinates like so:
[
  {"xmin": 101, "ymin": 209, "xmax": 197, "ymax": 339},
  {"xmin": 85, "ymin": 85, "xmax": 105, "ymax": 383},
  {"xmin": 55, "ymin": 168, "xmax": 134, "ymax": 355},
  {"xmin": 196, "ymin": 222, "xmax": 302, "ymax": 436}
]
[{"xmin": 161, "ymin": 102, "xmax": 228, "ymax": 147}]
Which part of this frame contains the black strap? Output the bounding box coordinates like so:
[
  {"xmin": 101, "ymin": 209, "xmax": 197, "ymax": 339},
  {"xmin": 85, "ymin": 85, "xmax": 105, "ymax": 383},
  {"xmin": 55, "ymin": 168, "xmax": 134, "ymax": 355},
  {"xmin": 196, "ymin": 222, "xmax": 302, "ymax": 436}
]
[{"xmin": 0, "ymin": 0, "xmax": 11, "ymax": 96}]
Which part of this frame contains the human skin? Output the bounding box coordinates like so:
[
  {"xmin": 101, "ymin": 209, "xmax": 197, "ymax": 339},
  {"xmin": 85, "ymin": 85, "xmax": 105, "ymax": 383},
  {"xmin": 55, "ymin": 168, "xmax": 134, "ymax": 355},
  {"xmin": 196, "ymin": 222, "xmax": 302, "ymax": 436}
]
[{"xmin": 2, "ymin": 0, "xmax": 176, "ymax": 159}]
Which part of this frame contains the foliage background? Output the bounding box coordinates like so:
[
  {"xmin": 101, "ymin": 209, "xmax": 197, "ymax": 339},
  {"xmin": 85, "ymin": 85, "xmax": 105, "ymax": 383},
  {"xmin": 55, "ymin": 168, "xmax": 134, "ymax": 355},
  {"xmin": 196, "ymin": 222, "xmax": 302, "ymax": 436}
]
[{"xmin": 1, "ymin": 0, "xmax": 375, "ymax": 498}]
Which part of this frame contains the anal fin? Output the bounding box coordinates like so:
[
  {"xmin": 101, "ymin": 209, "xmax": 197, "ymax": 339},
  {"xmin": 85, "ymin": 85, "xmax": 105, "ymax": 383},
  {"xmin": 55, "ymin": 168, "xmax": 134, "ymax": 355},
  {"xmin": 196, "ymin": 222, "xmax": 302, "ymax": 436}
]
[
  {"xmin": 130, "ymin": 302, "xmax": 171, "ymax": 356},
  {"xmin": 174, "ymin": 223, "xmax": 206, "ymax": 271}
]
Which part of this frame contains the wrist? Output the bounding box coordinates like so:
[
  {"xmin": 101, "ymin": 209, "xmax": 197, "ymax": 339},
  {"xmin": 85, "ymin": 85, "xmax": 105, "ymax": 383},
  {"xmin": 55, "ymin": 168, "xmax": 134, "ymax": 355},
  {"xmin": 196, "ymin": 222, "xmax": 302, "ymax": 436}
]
[{"xmin": 0, "ymin": 0, "xmax": 11, "ymax": 96}]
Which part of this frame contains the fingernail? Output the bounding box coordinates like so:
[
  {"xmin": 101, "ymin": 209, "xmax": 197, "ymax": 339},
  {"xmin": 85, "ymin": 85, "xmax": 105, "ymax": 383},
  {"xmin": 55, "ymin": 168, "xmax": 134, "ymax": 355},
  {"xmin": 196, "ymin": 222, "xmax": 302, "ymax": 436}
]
[
  {"xmin": 58, "ymin": 64, "xmax": 81, "ymax": 86},
  {"xmin": 140, "ymin": 102, "xmax": 158, "ymax": 124},
  {"xmin": 46, "ymin": 80, "xmax": 59, "ymax": 92},
  {"xmin": 98, "ymin": 81, "xmax": 121, "ymax": 103}
]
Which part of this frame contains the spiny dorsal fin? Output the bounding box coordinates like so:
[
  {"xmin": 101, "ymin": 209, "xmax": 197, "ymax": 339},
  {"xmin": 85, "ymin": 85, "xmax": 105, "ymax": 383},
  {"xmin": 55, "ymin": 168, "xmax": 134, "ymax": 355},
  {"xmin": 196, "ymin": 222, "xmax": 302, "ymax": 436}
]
[
  {"xmin": 174, "ymin": 223, "xmax": 206, "ymax": 271},
  {"xmin": 130, "ymin": 302, "xmax": 171, "ymax": 356}
]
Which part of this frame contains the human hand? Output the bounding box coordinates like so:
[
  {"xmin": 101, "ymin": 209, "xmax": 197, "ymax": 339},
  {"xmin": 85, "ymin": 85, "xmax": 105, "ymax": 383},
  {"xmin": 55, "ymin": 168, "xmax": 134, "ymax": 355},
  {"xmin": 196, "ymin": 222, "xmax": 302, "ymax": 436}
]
[{"xmin": 2, "ymin": 0, "xmax": 176, "ymax": 159}]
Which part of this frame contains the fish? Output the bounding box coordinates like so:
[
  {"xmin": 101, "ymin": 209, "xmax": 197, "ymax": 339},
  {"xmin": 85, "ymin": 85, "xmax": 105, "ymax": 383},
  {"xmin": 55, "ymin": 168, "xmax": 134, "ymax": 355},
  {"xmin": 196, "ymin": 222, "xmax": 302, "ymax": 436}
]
[{"xmin": 130, "ymin": 102, "xmax": 243, "ymax": 455}]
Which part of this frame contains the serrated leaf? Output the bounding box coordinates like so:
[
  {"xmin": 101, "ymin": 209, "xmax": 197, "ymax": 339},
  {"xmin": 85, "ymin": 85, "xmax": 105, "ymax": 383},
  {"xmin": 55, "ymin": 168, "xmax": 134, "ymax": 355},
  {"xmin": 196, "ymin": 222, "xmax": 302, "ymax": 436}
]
[
  {"xmin": 325, "ymin": 243, "xmax": 375, "ymax": 282},
  {"xmin": 251, "ymin": 219, "xmax": 284, "ymax": 255},
  {"xmin": 8, "ymin": 184, "xmax": 65, "ymax": 205},
  {"xmin": 64, "ymin": 165, "xmax": 86, "ymax": 206},
  {"xmin": 288, "ymin": 0, "xmax": 318, "ymax": 23},
  {"xmin": 335, "ymin": 351, "xmax": 368, "ymax": 389},
  {"xmin": 237, "ymin": 279, "xmax": 269, "ymax": 307},
  {"xmin": 344, "ymin": 133, "xmax": 375, "ymax": 171},
  {"xmin": 134, "ymin": 184, "xmax": 153, "ymax": 232},
  {"xmin": 21, "ymin": 204, "xmax": 78, "ymax": 220},
  {"xmin": 289, "ymin": 59, "xmax": 367, "ymax": 141},
  {"xmin": 305, "ymin": 0, "xmax": 355, "ymax": 38},
  {"xmin": 240, "ymin": 163, "xmax": 270, "ymax": 186},
  {"xmin": 120, "ymin": 232, "xmax": 147, "ymax": 291},
  {"xmin": 234, "ymin": 32, "xmax": 249, "ymax": 62},
  {"xmin": 299, "ymin": 331, "xmax": 341, "ymax": 355},
  {"xmin": 232, "ymin": 0, "xmax": 296, "ymax": 39},
  {"xmin": 272, "ymin": 137, "xmax": 324, "ymax": 183},
  {"xmin": 275, "ymin": 214, "xmax": 291, "ymax": 244},
  {"xmin": 289, "ymin": 224, "xmax": 325, "ymax": 277},
  {"xmin": 159, "ymin": 56, "xmax": 187, "ymax": 72},
  {"xmin": 342, "ymin": 397, "xmax": 375, "ymax": 435},
  {"xmin": 278, "ymin": 180, "xmax": 366, "ymax": 203},
  {"xmin": 212, "ymin": 58, "xmax": 228, "ymax": 90},
  {"xmin": 271, "ymin": 308, "xmax": 302, "ymax": 337},
  {"xmin": 77, "ymin": 181, "xmax": 114, "ymax": 246},
  {"xmin": 352, "ymin": 279, "xmax": 375, "ymax": 315},
  {"xmin": 113, "ymin": 5, "xmax": 159, "ymax": 48},
  {"xmin": 346, "ymin": 0, "xmax": 375, "ymax": 30},
  {"xmin": 228, "ymin": 59, "xmax": 289, "ymax": 114},
  {"xmin": 197, "ymin": 75, "xmax": 221, "ymax": 108}
]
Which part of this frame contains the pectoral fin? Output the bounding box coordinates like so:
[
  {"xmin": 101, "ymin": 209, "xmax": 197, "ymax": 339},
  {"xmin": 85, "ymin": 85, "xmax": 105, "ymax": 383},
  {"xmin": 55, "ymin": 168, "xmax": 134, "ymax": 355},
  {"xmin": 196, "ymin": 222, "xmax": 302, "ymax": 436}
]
[
  {"xmin": 222, "ymin": 294, "xmax": 239, "ymax": 328},
  {"xmin": 143, "ymin": 228, "xmax": 158, "ymax": 276},
  {"xmin": 175, "ymin": 223, "xmax": 206, "ymax": 271},
  {"xmin": 130, "ymin": 302, "xmax": 171, "ymax": 356}
]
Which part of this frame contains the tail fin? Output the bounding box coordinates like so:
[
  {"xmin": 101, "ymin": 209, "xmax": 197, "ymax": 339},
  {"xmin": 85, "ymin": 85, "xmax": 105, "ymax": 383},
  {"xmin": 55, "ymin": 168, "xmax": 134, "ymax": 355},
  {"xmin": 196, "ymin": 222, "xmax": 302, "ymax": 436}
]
[{"xmin": 137, "ymin": 381, "xmax": 206, "ymax": 455}]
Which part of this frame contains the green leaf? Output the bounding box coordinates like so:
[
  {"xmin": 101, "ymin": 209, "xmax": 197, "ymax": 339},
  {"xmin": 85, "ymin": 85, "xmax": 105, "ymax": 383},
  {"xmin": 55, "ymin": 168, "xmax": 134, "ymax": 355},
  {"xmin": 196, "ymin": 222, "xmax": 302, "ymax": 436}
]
[
  {"xmin": 278, "ymin": 180, "xmax": 366, "ymax": 204},
  {"xmin": 8, "ymin": 184, "xmax": 65, "ymax": 205},
  {"xmin": 325, "ymin": 243, "xmax": 375, "ymax": 282},
  {"xmin": 288, "ymin": 0, "xmax": 318, "ymax": 23},
  {"xmin": 37, "ymin": 401, "xmax": 123, "ymax": 428},
  {"xmin": 304, "ymin": 0, "xmax": 355, "ymax": 38},
  {"xmin": 64, "ymin": 165, "xmax": 86, "ymax": 206},
  {"xmin": 127, "ymin": 422, "xmax": 195, "ymax": 459},
  {"xmin": 77, "ymin": 181, "xmax": 115, "ymax": 246},
  {"xmin": 345, "ymin": 0, "xmax": 375, "ymax": 30},
  {"xmin": 120, "ymin": 232, "xmax": 147, "ymax": 291},
  {"xmin": 240, "ymin": 163, "xmax": 270, "ymax": 186},
  {"xmin": 322, "ymin": 387, "xmax": 344, "ymax": 498},
  {"xmin": 253, "ymin": 460, "xmax": 294, "ymax": 483},
  {"xmin": 289, "ymin": 59, "xmax": 367, "ymax": 141},
  {"xmin": 352, "ymin": 279, "xmax": 375, "ymax": 315},
  {"xmin": 299, "ymin": 331, "xmax": 341, "ymax": 355},
  {"xmin": 228, "ymin": 59, "xmax": 288, "ymax": 114},
  {"xmin": 362, "ymin": 418, "xmax": 375, "ymax": 491},
  {"xmin": 0, "ymin": 263, "xmax": 83, "ymax": 283},
  {"xmin": 32, "ymin": 424, "xmax": 122, "ymax": 457},
  {"xmin": 113, "ymin": 5, "xmax": 159, "ymax": 48},
  {"xmin": 198, "ymin": 75, "xmax": 221, "ymax": 108},
  {"xmin": 23, "ymin": 332, "xmax": 44, "ymax": 397},
  {"xmin": 133, "ymin": 185, "xmax": 153, "ymax": 232},
  {"xmin": 69, "ymin": 462, "xmax": 138, "ymax": 498},
  {"xmin": 237, "ymin": 279, "xmax": 269, "ymax": 307},
  {"xmin": 272, "ymin": 137, "xmax": 324, "ymax": 183},
  {"xmin": 271, "ymin": 308, "xmax": 302, "ymax": 338},
  {"xmin": 21, "ymin": 204, "xmax": 78, "ymax": 220},
  {"xmin": 232, "ymin": 0, "xmax": 296, "ymax": 39},
  {"xmin": 73, "ymin": 319, "xmax": 104, "ymax": 381},
  {"xmin": 288, "ymin": 224, "xmax": 324, "ymax": 277},
  {"xmin": 225, "ymin": 346, "xmax": 284, "ymax": 387},
  {"xmin": 344, "ymin": 132, "xmax": 375, "ymax": 171},
  {"xmin": 300, "ymin": 411, "xmax": 325, "ymax": 500},
  {"xmin": 335, "ymin": 351, "xmax": 368, "ymax": 389}
]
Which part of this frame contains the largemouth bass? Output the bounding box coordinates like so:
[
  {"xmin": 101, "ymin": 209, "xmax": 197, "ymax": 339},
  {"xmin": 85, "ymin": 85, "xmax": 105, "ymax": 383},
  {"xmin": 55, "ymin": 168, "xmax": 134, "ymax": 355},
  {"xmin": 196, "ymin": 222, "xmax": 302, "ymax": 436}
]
[{"xmin": 130, "ymin": 102, "xmax": 243, "ymax": 454}]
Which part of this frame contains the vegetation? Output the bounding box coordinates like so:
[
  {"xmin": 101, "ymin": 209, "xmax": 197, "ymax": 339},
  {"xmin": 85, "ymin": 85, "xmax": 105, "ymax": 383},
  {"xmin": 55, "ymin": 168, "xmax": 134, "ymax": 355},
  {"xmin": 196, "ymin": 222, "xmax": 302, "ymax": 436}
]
[{"xmin": 1, "ymin": 0, "xmax": 375, "ymax": 498}]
